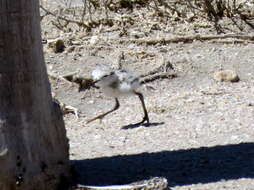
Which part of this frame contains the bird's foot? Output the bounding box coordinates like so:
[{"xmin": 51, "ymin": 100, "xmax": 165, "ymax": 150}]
[{"xmin": 134, "ymin": 116, "xmax": 150, "ymax": 126}]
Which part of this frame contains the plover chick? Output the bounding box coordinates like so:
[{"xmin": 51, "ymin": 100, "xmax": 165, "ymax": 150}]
[{"xmin": 87, "ymin": 64, "xmax": 149, "ymax": 124}]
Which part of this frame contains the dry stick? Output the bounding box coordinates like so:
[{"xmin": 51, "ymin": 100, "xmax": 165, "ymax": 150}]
[
  {"xmin": 60, "ymin": 103, "xmax": 79, "ymax": 118},
  {"xmin": 140, "ymin": 61, "xmax": 174, "ymax": 78},
  {"xmin": 140, "ymin": 73, "xmax": 177, "ymax": 84},
  {"xmin": 48, "ymin": 71, "xmax": 96, "ymax": 91},
  {"xmin": 139, "ymin": 59, "xmax": 177, "ymax": 84},
  {"xmin": 210, "ymin": 39, "xmax": 250, "ymax": 44},
  {"xmin": 53, "ymin": 98, "xmax": 79, "ymax": 118},
  {"xmin": 48, "ymin": 71, "xmax": 79, "ymax": 83},
  {"xmin": 40, "ymin": 5, "xmax": 117, "ymax": 29},
  {"xmin": 119, "ymin": 34, "xmax": 254, "ymax": 45},
  {"xmin": 40, "ymin": 5, "xmax": 90, "ymax": 28},
  {"xmin": 76, "ymin": 177, "xmax": 168, "ymax": 190}
]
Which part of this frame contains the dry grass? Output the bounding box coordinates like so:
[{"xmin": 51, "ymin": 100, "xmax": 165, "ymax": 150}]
[{"xmin": 40, "ymin": 0, "xmax": 254, "ymax": 32}]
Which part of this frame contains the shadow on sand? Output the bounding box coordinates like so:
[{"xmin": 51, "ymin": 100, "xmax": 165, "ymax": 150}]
[
  {"xmin": 71, "ymin": 142, "xmax": 254, "ymax": 187},
  {"xmin": 121, "ymin": 122, "xmax": 165, "ymax": 129}
]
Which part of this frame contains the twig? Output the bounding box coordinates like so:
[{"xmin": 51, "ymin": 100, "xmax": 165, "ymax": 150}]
[
  {"xmin": 140, "ymin": 61, "xmax": 174, "ymax": 78},
  {"xmin": 40, "ymin": 5, "xmax": 90, "ymax": 28},
  {"xmin": 119, "ymin": 34, "xmax": 254, "ymax": 45},
  {"xmin": 139, "ymin": 59, "xmax": 176, "ymax": 84},
  {"xmin": 53, "ymin": 98, "xmax": 79, "ymax": 119},
  {"xmin": 48, "ymin": 71, "xmax": 78, "ymax": 85},
  {"xmin": 141, "ymin": 73, "xmax": 177, "ymax": 84},
  {"xmin": 60, "ymin": 104, "xmax": 79, "ymax": 119},
  {"xmin": 210, "ymin": 39, "xmax": 250, "ymax": 44},
  {"xmin": 74, "ymin": 177, "xmax": 169, "ymax": 190},
  {"xmin": 48, "ymin": 71, "xmax": 96, "ymax": 91}
]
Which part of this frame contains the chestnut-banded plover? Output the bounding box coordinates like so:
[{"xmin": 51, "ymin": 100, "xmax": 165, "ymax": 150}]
[{"xmin": 87, "ymin": 65, "xmax": 149, "ymax": 125}]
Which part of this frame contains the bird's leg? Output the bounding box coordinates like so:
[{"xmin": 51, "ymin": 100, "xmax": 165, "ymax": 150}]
[
  {"xmin": 87, "ymin": 98, "xmax": 120, "ymax": 124},
  {"xmin": 134, "ymin": 91, "xmax": 150, "ymax": 124}
]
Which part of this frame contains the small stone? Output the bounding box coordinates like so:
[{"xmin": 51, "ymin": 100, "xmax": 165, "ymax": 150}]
[
  {"xmin": 48, "ymin": 65, "xmax": 53, "ymax": 70},
  {"xmin": 0, "ymin": 148, "xmax": 8, "ymax": 157},
  {"xmin": 213, "ymin": 70, "xmax": 240, "ymax": 82},
  {"xmin": 66, "ymin": 46, "xmax": 75, "ymax": 53},
  {"xmin": 130, "ymin": 31, "xmax": 145, "ymax": 38},
  {"xmin": 90, "ymin": 35, "xmax": 100, "ymax": 45},
  {"xmin": 88, "ymin": 100, "xmax": 95, "ymax": 104},
  {"xmin": 47, "ymin": 38, "xmax": 65, "ymax": 53},
  {"xmin": 71, "ymin": 40, "xmax": 82, "ymax": 45}
]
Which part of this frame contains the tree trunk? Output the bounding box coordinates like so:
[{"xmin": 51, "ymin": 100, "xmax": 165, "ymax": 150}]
[{"xmin": 0, "ymin": 0, "xmax": 70, "ymax": 190}]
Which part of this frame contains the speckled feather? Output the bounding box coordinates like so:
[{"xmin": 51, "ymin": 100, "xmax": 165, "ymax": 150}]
[{"xmin": 92, "ymin": 65, "xmax": 140, "ymax": 97}]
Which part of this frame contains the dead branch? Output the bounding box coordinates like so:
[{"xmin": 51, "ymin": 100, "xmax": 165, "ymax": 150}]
[
  {"xmin": 76, "ymin": 177, "xmax": 168, "ymax": 190},
  {"xmin": 40, "ymin": 5, "xmax": 91, "ymax": 28},
  {"xmin": 140, "ymin": 73, "xmax": 177, "ymax": 84},
  {"xmin": 60, "ymin": 104, "xmax": 79, "ymax": 118},
  {"xmin": 48, "ymin": 71, "xmax": 96, "ymax": 91},
  {"xmin": 40, "ymin": 5, "xmax": 118, "ymax": 30},
  {"xmin": 140, "ymin": 61, "xmax": 174, "ymax": 78},
  {"xmin": 48, "ymin": 71, "xmax": 78, "ymax": 84},
  {"xmin": 139, "ymin": 59, "xmax": 177, "ymax": 84},
  {"xmin": 53, "ymin": 98, "xmax": 79, "ymax": 118},
  {"xmin": 210, "ymin": 39, "xmax": 250, "ymax": 44},
  {"xmin": 120, "ymin": 34, "xmax": 254, "ymax": 45}
]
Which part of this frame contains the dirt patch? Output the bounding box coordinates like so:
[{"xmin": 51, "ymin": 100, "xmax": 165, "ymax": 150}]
[{"xmin": 41, "ymin": 1, "xmax": 254, "ymax": 189}]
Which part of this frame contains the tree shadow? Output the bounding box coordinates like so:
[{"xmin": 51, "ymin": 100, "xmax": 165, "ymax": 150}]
[
  {"xmin": 71, "ymin": 142, "xmax": 254, "ymax": 187},
  {"xmin": 121, "ymin": 122, "xmax": 165, "ymax": 130}
]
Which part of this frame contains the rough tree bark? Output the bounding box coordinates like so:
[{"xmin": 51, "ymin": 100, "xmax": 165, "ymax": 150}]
[{"xmin": 0, "ymin": 0, "xmax": 71, "ymax": 190}]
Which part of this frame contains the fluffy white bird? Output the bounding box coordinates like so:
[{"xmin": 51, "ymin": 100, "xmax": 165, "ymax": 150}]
[{"xmin": 87, "ymin": 65, "xmax": 149, "ymax": 125}]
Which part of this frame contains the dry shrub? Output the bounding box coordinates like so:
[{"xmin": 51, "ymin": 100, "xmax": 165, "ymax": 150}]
[{"xmin": 40, "ymin": 0, "xmax": 254, "ymax": 31}]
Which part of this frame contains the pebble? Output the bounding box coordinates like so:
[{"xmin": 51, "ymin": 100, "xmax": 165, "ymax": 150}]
[
  {"xmin": 90, "ymin": 35, "xmax": 100, "ymax": 45},
  {"xmin": 213, "ymin": 70, "xmax": 240, "ymax": 82},
  {"xmin": 47, "ymin": 38, "xmax": 65, "ymax": 53}
]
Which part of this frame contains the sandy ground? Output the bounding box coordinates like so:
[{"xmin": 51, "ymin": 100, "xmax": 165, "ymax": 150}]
[{"xmin": 41, "ymin": 1, "xmax": 254, "ymax": 189}]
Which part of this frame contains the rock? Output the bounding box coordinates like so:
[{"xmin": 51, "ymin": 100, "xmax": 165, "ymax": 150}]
[
  {"xmin": 90, "ymin": 35, "xmax": 100, "ymax": 45},
  {"xmin": 130, "ymin": 30, "xmax": 145, "ymax": 38},
  {"xmin": 213, "ymin": 70, "xmax": 240, "ymax": 82},
  {"xmin": 47, "ymin": 38, "xmax": 65, "ymax": 53},
  {"xmin": 66, "ymin": 46, "xmax": 75, "ymax": 53}
]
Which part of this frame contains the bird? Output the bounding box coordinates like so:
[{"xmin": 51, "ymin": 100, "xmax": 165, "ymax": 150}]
[{"xmin": 87, "ymin": 64, "xmax": 150, "ymax": 125}]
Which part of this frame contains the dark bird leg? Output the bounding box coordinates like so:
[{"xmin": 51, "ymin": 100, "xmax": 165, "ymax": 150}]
[
  {"xmin": 87, "ymin": 98, "xmax": 120, "ymax": 124},
  {"xmin": 134, "ymin": 91, "xmax": 150, "ymax": 124}
]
